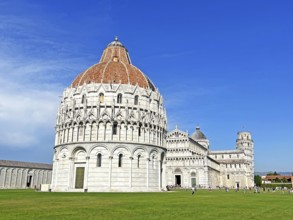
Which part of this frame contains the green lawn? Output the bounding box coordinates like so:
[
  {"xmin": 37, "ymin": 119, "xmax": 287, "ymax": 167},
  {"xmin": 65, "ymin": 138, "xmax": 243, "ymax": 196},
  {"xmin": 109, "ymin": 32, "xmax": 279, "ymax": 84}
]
[{"xmin": 0, "ymin": 189, "xmax": 292, "ymax": 220}]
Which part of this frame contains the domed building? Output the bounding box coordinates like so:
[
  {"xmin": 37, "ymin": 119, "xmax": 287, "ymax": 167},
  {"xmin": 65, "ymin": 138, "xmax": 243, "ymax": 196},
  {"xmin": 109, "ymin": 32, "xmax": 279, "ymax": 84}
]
[
  {"xmin": 51, "ymin": 37, "xmax": 167, "ymax": 192},
  {"xmin": 51, "ymin": 37, "xmax": 254, "ymax": 192}
]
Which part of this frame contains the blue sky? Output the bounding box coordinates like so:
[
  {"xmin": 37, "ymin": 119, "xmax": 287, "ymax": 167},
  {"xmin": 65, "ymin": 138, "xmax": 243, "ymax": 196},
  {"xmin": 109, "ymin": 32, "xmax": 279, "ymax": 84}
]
[{"xmin": 0, "ymin": 0, "xmax": 292, "ymax": 172}]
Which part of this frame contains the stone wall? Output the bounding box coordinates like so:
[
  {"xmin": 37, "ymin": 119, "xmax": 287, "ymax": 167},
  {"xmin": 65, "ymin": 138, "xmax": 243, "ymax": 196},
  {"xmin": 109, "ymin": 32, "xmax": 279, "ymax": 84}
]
[{"xmin": 0, "ymin": 164, "xmax": 52, "ymax": 189}]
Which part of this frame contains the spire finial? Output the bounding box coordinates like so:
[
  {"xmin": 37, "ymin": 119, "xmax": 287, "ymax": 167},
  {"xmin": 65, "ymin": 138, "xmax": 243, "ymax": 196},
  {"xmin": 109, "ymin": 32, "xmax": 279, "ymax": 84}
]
[{"xmin": 115, "ymin": 36, "xmax": 118, "ymax": 41}]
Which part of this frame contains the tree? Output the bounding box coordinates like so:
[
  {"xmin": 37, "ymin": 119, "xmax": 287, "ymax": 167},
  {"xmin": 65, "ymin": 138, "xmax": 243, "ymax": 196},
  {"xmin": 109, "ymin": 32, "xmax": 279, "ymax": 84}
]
[
  {"xmin": 254, "ymin": 175, "xmax": 262, "ymax": 187},
  {"xmin": 267, "ymin": 171, "xmax": 280, "ymax": 176},
  {"xmin": 282, "ymin": 178, "xmax": 288, "ymax": 183}
]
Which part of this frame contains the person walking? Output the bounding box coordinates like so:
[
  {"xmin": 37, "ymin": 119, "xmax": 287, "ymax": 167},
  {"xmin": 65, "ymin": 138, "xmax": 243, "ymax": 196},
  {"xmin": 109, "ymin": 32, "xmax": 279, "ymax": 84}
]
[{"xmin": 192, "ymin": 186, "xmax": 195, "ymax": 195}]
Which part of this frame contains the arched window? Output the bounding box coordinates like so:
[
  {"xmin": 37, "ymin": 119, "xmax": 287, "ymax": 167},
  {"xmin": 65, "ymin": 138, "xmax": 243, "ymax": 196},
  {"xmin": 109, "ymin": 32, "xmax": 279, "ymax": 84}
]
[
  {"xmin": 118, "ymin": 154, "xmax": 123, "ymax": 167},
  {"xmin": 137, "ymin": 155, "xmax": 141, "ymax": 168},
  {"xmin": 134, "ymin": 95, "xmax": 139, "ymax": 105},
  {"xmin": 152, "ymin": 155, "xmax": 155, "ymax": 169},
  {"xmin": 78, "ymin": 125, "xmax": 83, "ymax": 136},
  {"xmin": 97, "ymin": 153, "xmax": 102, "ymax": 167},
  {"xmin": 99, "ymin": 93, "xmax": 104, "ymax": 103},
  {"xmin": 138, "ymin": 124, "xmax": 142, "ymax": 137},
  {"xmin": 81, "ymin": 94, "xmax": 86, "ymax": 104},
  {"xmin": 117, "ymin": 93, "xmax": 122, "ymax": 104},
  {"xmin": 112, "ymin": 122, "xmax": 118, "ymax": 135}
]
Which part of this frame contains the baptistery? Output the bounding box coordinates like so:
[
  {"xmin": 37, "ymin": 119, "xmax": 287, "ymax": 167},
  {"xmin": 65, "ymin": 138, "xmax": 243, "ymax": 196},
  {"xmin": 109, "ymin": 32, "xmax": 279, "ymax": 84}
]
[{"xmin": 51, "ymin": 37, "xmax": 167, "ymax": 192}]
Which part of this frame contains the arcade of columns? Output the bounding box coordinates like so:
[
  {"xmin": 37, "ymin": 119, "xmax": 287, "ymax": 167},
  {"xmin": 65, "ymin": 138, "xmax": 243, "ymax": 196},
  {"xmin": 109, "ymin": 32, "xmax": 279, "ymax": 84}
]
[{"xmin": 0, "ymin": 167, "xmax": 52, "ymax": 189}]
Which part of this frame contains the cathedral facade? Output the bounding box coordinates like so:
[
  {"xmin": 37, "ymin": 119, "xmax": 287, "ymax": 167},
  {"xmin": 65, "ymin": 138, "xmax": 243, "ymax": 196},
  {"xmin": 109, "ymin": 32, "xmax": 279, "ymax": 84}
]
[
  {"xmin": 51, "ymin": 38, "xmax": 254, "ymax": 192},
  {"xmin": 166, "ymin": 127, "xmax": 254, "ymax": 189}
]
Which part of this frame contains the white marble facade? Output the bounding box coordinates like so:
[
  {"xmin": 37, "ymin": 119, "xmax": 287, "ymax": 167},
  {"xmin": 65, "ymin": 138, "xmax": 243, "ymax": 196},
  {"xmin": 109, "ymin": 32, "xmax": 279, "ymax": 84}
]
[
  {"xmin": 51, "ymin": 38, "xmax": 167, "ymax": 192},
  {"xmin": 166, "ymin": 128, "xmax": 254, "ymax": 189},
  {"xmin": 51, "ymin": 38, "xmax": 254, "ymax": 192},
  {"xmin": 0, "ymin": 160, "xmax": 52, "ymax": 189}
]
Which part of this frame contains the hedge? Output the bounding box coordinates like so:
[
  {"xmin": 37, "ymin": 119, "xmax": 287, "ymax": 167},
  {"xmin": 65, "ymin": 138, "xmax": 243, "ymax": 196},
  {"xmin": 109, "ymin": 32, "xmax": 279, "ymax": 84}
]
[{"xmin": 261, "ymin": 183, "xmax": 292, "ymax": 189}]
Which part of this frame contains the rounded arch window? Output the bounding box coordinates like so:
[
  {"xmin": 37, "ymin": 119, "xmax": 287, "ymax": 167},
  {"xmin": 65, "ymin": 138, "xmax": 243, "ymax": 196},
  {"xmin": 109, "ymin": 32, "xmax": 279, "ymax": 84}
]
[
  {"xmin": 152, "ymin": 155, "xmax": 156, "ymax": 169},
  {"xmin": 99, "ymin": 93, "xmax": 104, "ymax": 103},
  {"xmin": 117, "ymin": 93, "xmax": 122, "ymax": 104},
  {"xmin": 137, "ymin": 155, "xmax": 141, "ymax": 168},
  {"xmin": 112, "ymin": 122, "xmax": 118, "ymax": 135},
  {"xmin": 134, "ymin": 95, "xmax": 139, "ymax": 105},
  {"xmin": 81, "ymin": 94, "xmax": 86, "ymax": 104},
  {"xmin": 118, "ymin": 154, "xmax": 123, "ymax": 167},
  {"xmin": 97, "ymin": 153, "xmax": 102, "ymax": 167}
]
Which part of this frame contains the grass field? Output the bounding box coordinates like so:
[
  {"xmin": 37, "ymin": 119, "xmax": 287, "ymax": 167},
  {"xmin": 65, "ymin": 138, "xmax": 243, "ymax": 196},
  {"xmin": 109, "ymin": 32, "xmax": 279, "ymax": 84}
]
[{"xmin": 0, "ymin": 189, "xmax": 292, "ymax": 220}]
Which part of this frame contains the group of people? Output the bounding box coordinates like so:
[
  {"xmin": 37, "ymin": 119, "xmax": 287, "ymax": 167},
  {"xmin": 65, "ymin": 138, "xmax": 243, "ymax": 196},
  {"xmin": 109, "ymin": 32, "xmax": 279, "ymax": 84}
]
[{"xmin": 189, "ymin": 186, "xmax": 293, "ymax": 195}]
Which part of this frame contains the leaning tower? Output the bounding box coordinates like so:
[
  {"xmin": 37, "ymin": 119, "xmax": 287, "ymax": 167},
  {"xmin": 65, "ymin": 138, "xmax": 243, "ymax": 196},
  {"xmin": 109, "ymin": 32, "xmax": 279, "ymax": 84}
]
[{"xmin": 236, "ymin": 131, "xmax": 254, "ymax": 187}]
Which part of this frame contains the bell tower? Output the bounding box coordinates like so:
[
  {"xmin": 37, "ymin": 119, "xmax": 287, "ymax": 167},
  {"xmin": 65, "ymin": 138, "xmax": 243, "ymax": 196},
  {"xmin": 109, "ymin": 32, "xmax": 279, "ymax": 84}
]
[{"xmin": 236, "ymin": 131, "xmax": 254, "ymax": 186}]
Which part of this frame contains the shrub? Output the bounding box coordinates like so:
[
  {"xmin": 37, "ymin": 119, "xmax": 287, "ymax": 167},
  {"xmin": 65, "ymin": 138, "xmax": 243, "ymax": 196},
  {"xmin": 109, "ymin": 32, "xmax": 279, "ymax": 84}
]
[{"xmin": 261, "ymin": 183, "xmax": 292, "ymax": 189}]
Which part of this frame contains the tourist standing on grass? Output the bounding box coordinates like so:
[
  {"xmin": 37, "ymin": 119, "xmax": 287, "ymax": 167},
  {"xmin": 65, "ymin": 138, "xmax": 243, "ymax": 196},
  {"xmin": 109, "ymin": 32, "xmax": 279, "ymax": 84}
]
[{"xmin": 192, "ymin": 187, "xmax": 195, "ymax": 195}]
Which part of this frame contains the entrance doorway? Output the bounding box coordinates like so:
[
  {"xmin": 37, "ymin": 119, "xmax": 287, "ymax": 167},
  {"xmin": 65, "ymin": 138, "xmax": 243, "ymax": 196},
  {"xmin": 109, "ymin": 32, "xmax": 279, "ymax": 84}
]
[
  {"xmin": 75, "ymin": 167, "xmax": 85, "ymax": 189},
  {"xmin": 175, "ymin": 175, "xmax": 181, "ymax": 186},
  {"xmin": 27, "ymin": 175, "xmax": 32, "ymax": 187},
  {"xmin": 236, "ymin": 182, "xmax": 240, "ymax": 189},
  {"xmin": 191, "ymin": 178, "xmax": 196, "ymax": 187},
  {"xmin": 190, "ymin": 172, "xmax": 196, "ymax": 187}
]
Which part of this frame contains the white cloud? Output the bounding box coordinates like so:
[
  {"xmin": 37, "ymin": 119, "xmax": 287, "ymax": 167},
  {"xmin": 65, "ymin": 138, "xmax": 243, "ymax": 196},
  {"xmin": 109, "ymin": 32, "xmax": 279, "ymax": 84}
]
[
  {"xmin": 0, "ymin": 74, "xmax": 61, "ymax": 148},
  {"xmin": 0, "ymin": 10, "xmax": 80, "ymax": 149}
]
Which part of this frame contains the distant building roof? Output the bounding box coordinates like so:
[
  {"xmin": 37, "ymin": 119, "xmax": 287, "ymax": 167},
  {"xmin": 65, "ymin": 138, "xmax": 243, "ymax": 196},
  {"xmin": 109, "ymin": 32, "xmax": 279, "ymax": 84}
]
[
  {"xmin": 0, "ymin": 160, "xmax": 52, "ymax": 170},
  {"xmin": 263, "ymin": 175, "xmax": 292, "ymax": 181}
]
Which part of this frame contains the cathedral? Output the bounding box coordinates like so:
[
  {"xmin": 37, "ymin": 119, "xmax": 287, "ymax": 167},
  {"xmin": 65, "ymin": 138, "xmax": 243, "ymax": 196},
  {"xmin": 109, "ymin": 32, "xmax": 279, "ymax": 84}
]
[{"xmin": 51, "ymin": 38, "xmax": 254, "ymax": 192}]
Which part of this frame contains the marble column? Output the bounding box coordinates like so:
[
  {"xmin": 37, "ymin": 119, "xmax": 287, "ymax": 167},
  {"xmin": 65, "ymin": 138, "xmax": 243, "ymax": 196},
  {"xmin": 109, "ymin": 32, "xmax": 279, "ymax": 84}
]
[
  {"xmin": 146, "ymin": 158, "xmax": 150, "ymax": 189},
  {"xmin": 129, "ymin": 157, "xmax": 133, "ymax": 188},
  {"xmin": 84, "ymin": 156, "xmax": 90, "ymax": 190},
  {"xmin": 108, "ymin": 156, "xmax": 113, "ymax": 189}
]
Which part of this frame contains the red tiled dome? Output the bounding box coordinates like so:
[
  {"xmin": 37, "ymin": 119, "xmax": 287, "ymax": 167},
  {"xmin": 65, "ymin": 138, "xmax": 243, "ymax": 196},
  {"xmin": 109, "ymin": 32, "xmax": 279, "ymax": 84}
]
[{"xmin": 71, "ymin": 37, "xmax": 156, "ymax": 91}]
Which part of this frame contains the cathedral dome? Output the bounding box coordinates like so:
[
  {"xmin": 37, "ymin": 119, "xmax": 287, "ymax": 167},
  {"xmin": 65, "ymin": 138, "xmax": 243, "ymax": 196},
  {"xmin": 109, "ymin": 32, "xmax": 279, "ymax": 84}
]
[
  {"xmin": 191, "ymin": 126, "xmax": 207, "ymax": 140},
  {"xmin": 71, "ymin": 37, "xmax": 156, "ymax": 91}
]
